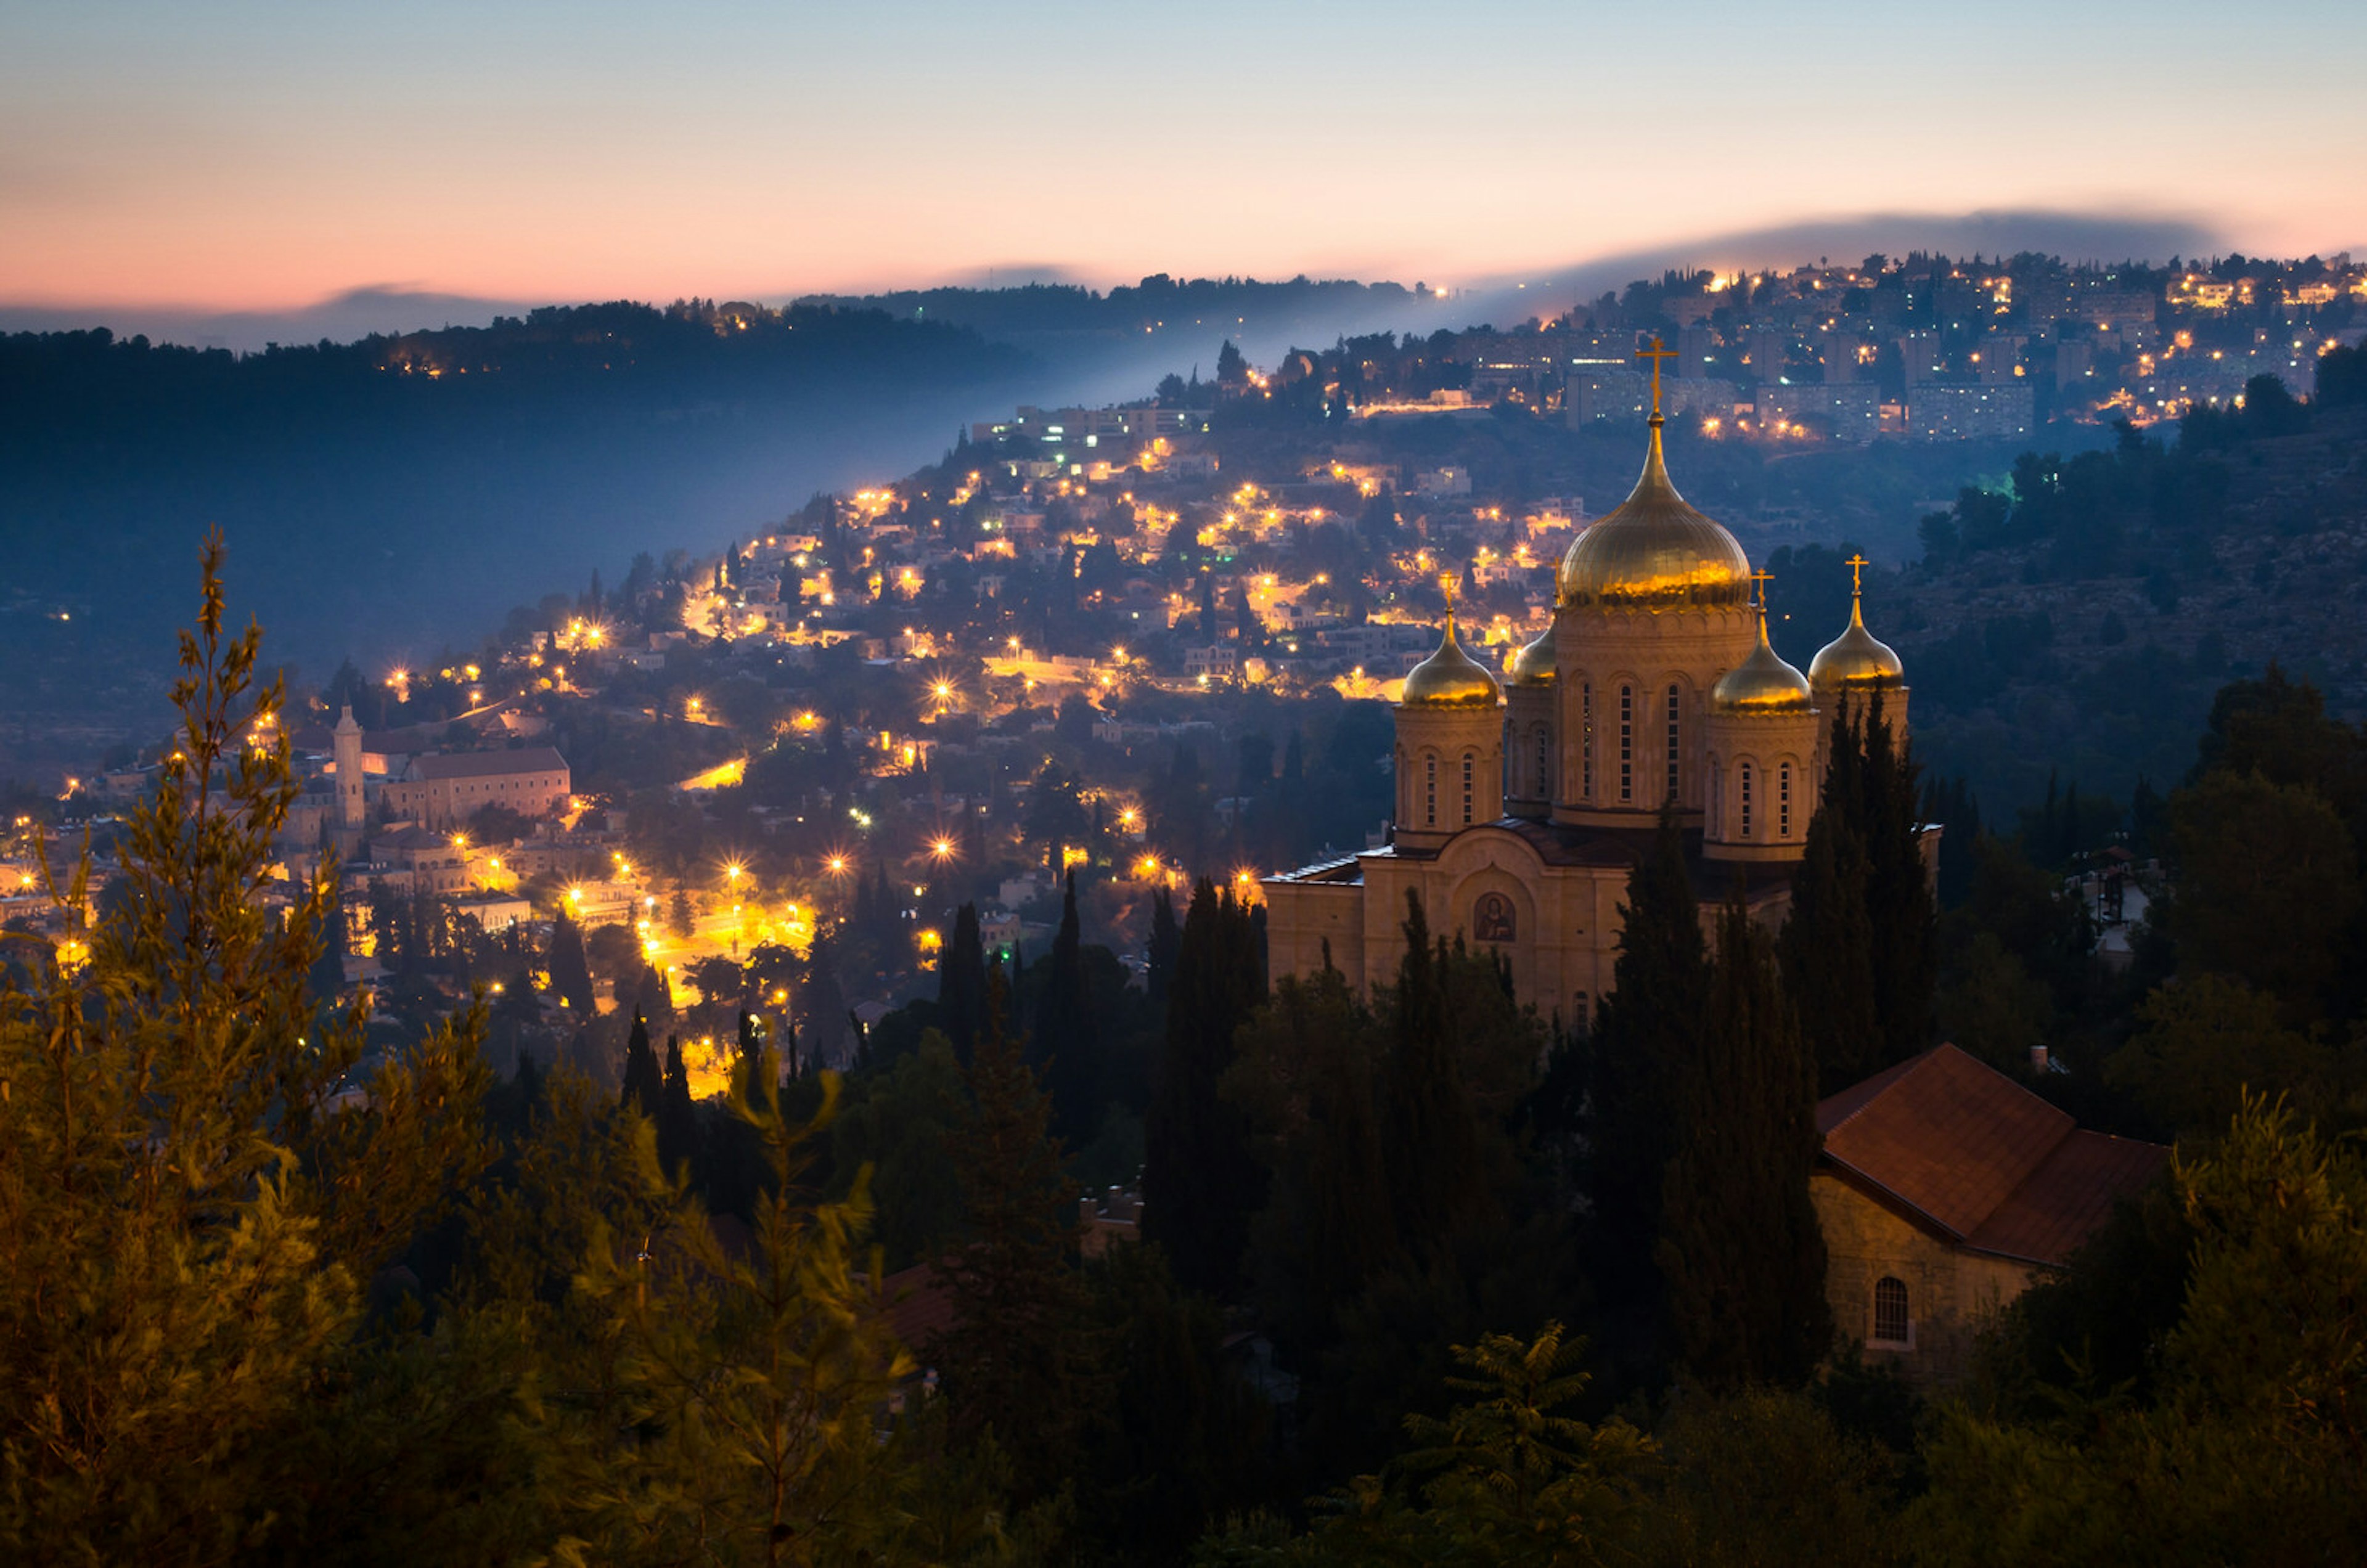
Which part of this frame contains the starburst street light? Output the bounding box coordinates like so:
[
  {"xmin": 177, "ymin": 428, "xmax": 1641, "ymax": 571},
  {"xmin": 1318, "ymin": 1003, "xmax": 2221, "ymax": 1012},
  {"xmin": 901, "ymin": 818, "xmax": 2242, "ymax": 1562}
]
[{"xmin": 930, "ymin": 836, "xmax": 956, "ymax": 862}]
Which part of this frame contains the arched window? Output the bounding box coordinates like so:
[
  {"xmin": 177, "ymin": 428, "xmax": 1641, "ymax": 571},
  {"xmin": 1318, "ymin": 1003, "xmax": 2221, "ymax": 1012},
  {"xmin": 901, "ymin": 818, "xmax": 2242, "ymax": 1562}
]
[
  {"xmin": 1580, "ymin": 682, "xmax": 1594, "ymax": 801},
  {"xmin": 1617, "ymin": 684, "xmax": 1634, "ymax": 803},
  {"xmin": 1739, "ymin": 763, "xmax": 1754, "ymax": 838},
  {"xmin": 1780, "ymin": 763, "xmax": 1794, "ymax": 838},
  {"xmin": 1461, "ymin": 751, "xmax": 1476, "ymax": 825},
  {"xmin": 1873, "ymin": 1277, "xmax": 1910, "ymax": 1345},
  {"xmin": 1473, "ymin": 892, "xmax": 1515, "ymax": 942},
  {"xmin": 1666, "ymin": 682, "xmax": 1682, "ymax": 803},
  {"xmin": 1572, "ymin": 990, "xmax": 1592, "ymax": 1038},
  {"xmin": 1423, "ymin": 754, "xmax": 1437, "ymax": 827},
  {"xmin": 1535, "ymin": 724, "xmax": 1551, "ymax": 800}
]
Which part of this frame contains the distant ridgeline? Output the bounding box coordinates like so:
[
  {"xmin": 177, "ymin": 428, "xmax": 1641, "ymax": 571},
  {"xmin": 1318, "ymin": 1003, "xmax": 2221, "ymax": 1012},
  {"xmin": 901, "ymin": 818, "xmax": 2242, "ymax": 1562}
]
[
  {"xmin": 0, "ymin": 299, "xmax": 1026, "ymax": 445},
  {"xmin": 0, "ymin": 300, "xmax": 1034, "ymax": 763},
  {"xmin": 797, "ymin": 273, "xmax": 1445, "ymax": 346}
]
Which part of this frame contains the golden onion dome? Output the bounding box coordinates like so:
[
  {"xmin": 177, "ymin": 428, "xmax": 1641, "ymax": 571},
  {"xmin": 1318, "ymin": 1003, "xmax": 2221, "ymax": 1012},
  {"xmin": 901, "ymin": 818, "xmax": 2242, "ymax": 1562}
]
[
  {"xmin": 1559, "ymin": 419, "xmax": 1752, "ymax": 608},
  {"xmin": 1400, "ymin": 608, "xmax": 1502, "ymax": 708},
  {"xmin": 1712, "ymin": 614, "xmax": 1814, "ymax": 714},
  {"xmin": 1506, "ymin": 622, "xmax": 1557, "ymax": 686},
  {"xmin": 1809, "ymin": 595, "xmax": 1905, "ymax": 689}
]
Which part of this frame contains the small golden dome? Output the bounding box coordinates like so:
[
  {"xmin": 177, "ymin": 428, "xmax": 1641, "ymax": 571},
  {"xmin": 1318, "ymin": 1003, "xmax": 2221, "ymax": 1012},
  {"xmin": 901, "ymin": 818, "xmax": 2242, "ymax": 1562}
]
[
  {"xmin": 1506, "ymin": 623, "xmax": 1556, "ymax": 685},
  {"xmin": 1559, "ymin": 419, "xmax": 1752, "ymax": 609},
  {"xmin": 1712, "ymin": 615, "xmax": 1814, "ymax": 713},
  {"xmin": 1809, "ymin": 597, "xmax": 1905, "ymax": 689},
  {"xmin": 1400, "ymin": 610, "xmax": 1502, "ymax": 708}
]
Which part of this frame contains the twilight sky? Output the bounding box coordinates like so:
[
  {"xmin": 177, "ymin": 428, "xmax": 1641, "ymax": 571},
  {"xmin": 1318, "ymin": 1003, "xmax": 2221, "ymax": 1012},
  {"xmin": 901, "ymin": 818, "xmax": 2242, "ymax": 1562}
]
[{"xmin": 6, "ymin": 0, "xmax": 2363, "ymax": 315}]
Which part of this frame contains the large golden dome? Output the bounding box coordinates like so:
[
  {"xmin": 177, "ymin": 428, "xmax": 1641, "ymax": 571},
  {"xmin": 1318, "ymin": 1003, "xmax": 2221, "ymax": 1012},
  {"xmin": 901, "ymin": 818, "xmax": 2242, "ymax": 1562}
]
[
  {"xmin": 1506, "ymin": 621, "xmax": 1556, "ymax": 685},
  {"xmin": 1712, "ymin": 615, "xmax": 1814, "ymax": 713},
  {"xmin": 1809, "ymin": 596, "xmax": 1905, "ymax": 689},
  {"xmin": 1400, "ymin": 609, "xmax": 1502, "ymax": 708},
  {"xmin": 1559, "ymin": 419, "xmax": 1752, "ymax": 608}
]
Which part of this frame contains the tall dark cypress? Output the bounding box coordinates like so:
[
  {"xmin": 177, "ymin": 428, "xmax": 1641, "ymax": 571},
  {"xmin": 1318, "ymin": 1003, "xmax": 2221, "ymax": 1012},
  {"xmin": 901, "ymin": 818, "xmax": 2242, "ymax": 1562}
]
[
  {"xmin": 1036, "ymin": 873, "xmax": 1100, "ymax": 1145},
  {"xmin": 657, "ymin": 1034, "xmax": 698, "ymax": 1180},
  {"xmin": 1657, "ymin": 897, "xmax": 1833, "ymax": 1390},
  {"xmin": 1587, "ymin": 806, "xmax": 1709, "ymax": 1374},
  {"xmin": 1145, "ymin": 885, "xmax": 1181, "ymax": 1006},
  {"xmin": 1860, "ymin": 691, "xmax": 1936, "ymax": 1068},
  {"xmin": 1782, "ymin": 695, "xmax": 1934, "ymax": 1092},
  {"xmin": 547, "ymin": 907, "xmax": 595, "ymax": 1018},
  {"xmin": 1143, "ymin": 881, "xmax": 1267, "ymax": 1297},
  {"xmin": 1782, "ymin": 705, "xmax": 1883, "ymax": 1093},
  {"xmin": 938, "ymin": 901, "xmax": 988, "ymax": 1064},
  {"xmin": 1382, "ymin": 892, "xmax": 1488, "ymax": 1256},
  {"xmin": 619, "ymin": 1009, "xmax": 662, "ymax": 1117}
]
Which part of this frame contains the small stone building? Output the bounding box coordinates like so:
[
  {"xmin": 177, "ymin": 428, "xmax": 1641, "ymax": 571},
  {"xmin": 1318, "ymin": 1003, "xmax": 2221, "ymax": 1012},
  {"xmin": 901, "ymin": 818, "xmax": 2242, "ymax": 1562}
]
[{"xmin": 1812, "ymin": 1045, "xmax": 2167, "ymax": 1387}]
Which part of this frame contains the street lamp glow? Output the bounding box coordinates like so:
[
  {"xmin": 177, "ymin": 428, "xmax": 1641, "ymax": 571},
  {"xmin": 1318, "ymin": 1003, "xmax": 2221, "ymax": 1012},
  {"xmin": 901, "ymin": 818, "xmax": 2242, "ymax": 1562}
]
[{"xmin": 930, "ymin": 837, "xmax": 955, "ymax": 860}]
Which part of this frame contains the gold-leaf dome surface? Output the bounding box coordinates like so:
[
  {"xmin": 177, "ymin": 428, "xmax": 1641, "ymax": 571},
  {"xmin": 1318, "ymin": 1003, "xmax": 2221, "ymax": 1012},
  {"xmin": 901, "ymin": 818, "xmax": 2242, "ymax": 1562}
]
[
  {"xmin": 1809, "ymin": 598, "xmax": 1905, "ymax": 688},
  {"xmin": 1558, "ymin": 420, "xmax": 1752, "ymax": 608},
  {"xmin": 1712, "ymin": 616, "xmax": 1814, "ymax": 713},
  {"xmin": 1400, "ymin": 611, "xmax": 1502, "ymax": 708},
  {"xmin": 1506, "ymin": 622, "xmax": 1557, "ymax": 685}
]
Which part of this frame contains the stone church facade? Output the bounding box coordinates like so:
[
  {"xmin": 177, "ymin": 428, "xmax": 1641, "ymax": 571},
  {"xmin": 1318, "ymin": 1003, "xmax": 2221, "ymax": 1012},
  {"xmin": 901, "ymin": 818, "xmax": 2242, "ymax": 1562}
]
[{"xmin": 1264, "ymin": 396, "xmax": 1910, "ymax": 1024}]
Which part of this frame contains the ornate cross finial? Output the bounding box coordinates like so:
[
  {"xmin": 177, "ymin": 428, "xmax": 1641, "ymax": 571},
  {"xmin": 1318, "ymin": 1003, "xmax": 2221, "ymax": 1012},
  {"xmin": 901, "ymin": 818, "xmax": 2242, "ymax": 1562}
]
[
  {"xmin": 1751, "ymin": 568, "xmax": 1775, "ymax": 615},
  {"xmin": 1635, "ymin": 337, "xmax": 1678, "ymax": 420},
  {"xmin": 1845, "ymin": 552, "xmax": 1868, "ymax": 598}
]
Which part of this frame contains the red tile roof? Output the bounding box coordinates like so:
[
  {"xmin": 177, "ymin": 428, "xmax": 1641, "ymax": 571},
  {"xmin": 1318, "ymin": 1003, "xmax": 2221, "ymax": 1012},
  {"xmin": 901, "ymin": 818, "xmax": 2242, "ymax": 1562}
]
[
  {"xmin": 1817, "ymin": 1044, "xmax": 2167, "ymax": 1267},
  {"xmin": 880, "ymin": 1261, "xmax": 958, "ymax": 1352}
]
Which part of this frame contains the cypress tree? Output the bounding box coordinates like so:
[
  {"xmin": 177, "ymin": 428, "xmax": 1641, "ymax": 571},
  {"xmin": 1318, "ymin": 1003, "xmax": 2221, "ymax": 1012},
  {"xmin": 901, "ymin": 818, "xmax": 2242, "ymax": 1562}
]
[
  {"xmin": 620, "ymin": 1010, "xmax": 662, "ymax": 1116},
  {"xmin": 547, "ymin": 907, "xmax": 595, "ymax": 1017},
  {"xmin": 1861, "ymin": 691, "xmax": 1936, "ymax": 1068},
  {"xmin": 1783, "ymin": 695, "xmax": 1935, "ymax": 1092},
  {"xmin": 1588, "ymin": 805, "xmax": 1709, "ymax": 1374},
  {"xmin": 1146, "ymin": 885, "xmax": 1180, "ymax": 1005},
  {"xmin": 658, "ymin": 1034, "xmax": 698, "ymax": 1180},
  {"xmin": 1143, "ymin": 881, "xmax": 1267, "ymax": 1297},
  {"xmin": 1037, "ymin": 873, "xmax": 1100, "ymax": 1144},
  {"xmin": 939, "ymin": 901, "xmax": 988, "ymax": 1064},
  {"xmin": 1382, "ymin": 892, "xmax": 1489, "ymax": 1256},
  {"xmin": 1657, "ymin": 897, "xmax": 1833, "ymax": 1390}
]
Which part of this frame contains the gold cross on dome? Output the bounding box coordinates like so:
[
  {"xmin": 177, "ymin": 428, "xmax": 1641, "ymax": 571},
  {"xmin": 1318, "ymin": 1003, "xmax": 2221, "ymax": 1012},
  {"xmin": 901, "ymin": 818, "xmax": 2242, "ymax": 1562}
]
[
  {"xmin": 1846, "ymin": 552, "xmax": 1868, "ymax": 597},
  {"xmin": 1635, "ymin": 337, "xmax": 1678, "ymax": 419},
  {"xmin": 1751, "ymin": 568, "xmax": 1774, "ymax": 613}
]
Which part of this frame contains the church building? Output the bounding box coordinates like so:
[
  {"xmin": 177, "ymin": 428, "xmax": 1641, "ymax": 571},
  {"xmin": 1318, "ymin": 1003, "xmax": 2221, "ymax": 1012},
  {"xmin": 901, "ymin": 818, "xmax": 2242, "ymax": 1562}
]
[{"xmin": 1263, "ymin": 373, "xmax": 1910, "ymax": 1026}]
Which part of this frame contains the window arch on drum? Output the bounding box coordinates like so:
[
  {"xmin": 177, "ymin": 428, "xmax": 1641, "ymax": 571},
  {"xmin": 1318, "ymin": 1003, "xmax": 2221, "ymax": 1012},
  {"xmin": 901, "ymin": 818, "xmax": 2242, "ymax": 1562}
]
[{"xmin": 1473, "ymin": 891, "xmax": 1516, "ymax": 944}]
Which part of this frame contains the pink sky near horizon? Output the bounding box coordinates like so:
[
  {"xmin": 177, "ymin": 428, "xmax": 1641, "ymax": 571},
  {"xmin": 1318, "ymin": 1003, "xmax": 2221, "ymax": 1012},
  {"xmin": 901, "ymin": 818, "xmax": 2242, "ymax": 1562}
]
[{"xmin": 6, "ymin": 0, "xmax": 2363, "ymax": 313}]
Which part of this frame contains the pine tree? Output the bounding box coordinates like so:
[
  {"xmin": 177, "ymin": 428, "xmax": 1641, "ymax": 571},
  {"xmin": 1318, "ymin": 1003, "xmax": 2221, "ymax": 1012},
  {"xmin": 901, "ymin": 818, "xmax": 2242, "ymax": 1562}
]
[
  {"xmin": 938, "ymin": 901, "xmax": 988, "ymax": 1064},
  {"xmin": 548, "ymin": 906, "xmax": 595, "ymax": 1017},
  {"xmin": 1588, "ymin": 805, "xmax": 1709, "ymax": 1376},
  {"xmin": 1656, "ymin": 898, "xmax": 1832, "ymax": 1390},
  {"xmin": 932, "ymin": 967, "xmax": 1103, "ymax": 1499},
  {"xmin": 0, "ymin": 537, "xmax": 493, "ymax": 1559},
  {"xmin": 620, "ymin": 1010, "xmax": 662, "ymax": 1116},
  {"xmin": 1143, "ymin": 881, "xmax": 1268, "ymax": 1297}
]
